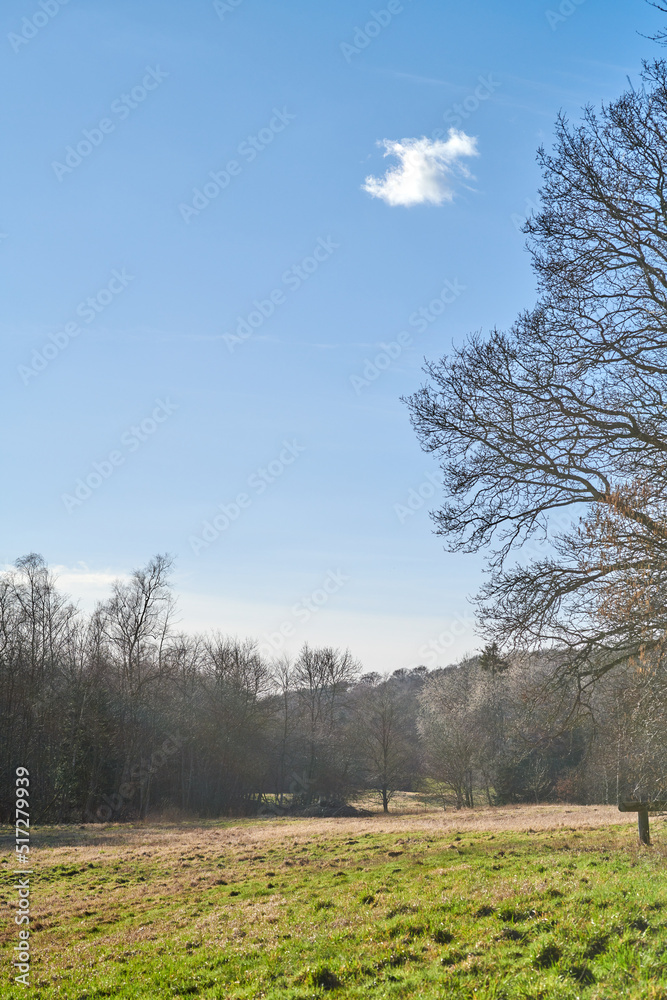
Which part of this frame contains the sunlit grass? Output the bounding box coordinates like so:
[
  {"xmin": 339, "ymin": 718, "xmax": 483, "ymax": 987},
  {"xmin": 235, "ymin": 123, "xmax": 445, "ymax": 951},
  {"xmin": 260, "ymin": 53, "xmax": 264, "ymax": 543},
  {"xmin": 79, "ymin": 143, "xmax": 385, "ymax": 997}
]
[{"xmin": 0, "ymin": 805, "xmax": 665, "ymax": 998}]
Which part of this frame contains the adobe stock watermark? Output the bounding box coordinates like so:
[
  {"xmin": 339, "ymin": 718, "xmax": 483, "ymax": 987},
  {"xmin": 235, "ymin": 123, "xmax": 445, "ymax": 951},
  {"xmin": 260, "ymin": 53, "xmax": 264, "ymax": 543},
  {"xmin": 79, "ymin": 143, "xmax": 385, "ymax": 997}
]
[
  {"xmin": 61, "ymin": 397, "xmax": 178, "ymax": 513},
  {"xmin": 223, "ymin": 236, "xmax": 339, "ymax": 352},
  {"xmin": 14, "ymin": 767, "xmax": 31, "ymax": 988},
  {"xmin": 511, "ymin": 196, "xmax": 540, "ymax": 233},
  {"xmin": 189, "ymin": 440, "xmax": 306, "ymax": 554},
  {"xmin": 259, "ymin": 569, "xmax": 350, "ymax": 658},
  {"xmin": 8, "ymin": 0, "xmax": 70, "ymax": 54},
  {"xmin": 179, "ymin": 107, "xmax": 295, "ymax": 223},
  {"xmin": 213, "ymin": 0, "xmax": 245, "ymax": 19},
  {"xmin": 340, "ymin": 0, "xmax": 415, "ymax": 63},
  {"xmin": 51, "ymin": 66, "xmax": 168, "ymax": 181},
  {"xmin": 394, "ymin": 471, "xmax": 440, "ymax": 524},
  {"xmin": 416, "ymin": 609, "xmax": 477, "ymax": 668},
  {"xmin": 431, "ymin": 74, "xmax": 501, "ymax": 135},
  {"xmin": 18, "ymin": 268, "xmax": 135, "ymax": 385},
  {"xmin": 545, "ymin": 0, "xmax": 586, "ymax": 30},
  {"xmin": 350, "ymin": 277, "xmax": 465, "ymax": 394}
]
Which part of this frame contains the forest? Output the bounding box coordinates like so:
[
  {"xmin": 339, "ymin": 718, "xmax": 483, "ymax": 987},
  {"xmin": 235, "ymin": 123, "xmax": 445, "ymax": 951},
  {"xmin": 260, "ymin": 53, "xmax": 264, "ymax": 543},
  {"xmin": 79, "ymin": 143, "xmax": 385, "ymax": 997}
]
[{"xmin": 0, "ymin": 552, "xmax": 661, "ymax": 824}]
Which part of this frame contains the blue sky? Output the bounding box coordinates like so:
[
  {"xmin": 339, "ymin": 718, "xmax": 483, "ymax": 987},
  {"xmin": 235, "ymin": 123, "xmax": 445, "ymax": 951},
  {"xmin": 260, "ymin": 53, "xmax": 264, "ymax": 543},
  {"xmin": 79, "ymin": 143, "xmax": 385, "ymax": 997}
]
[{"xmin": 0, "ymin": 0, "xmax": 659, "ymax": 672}]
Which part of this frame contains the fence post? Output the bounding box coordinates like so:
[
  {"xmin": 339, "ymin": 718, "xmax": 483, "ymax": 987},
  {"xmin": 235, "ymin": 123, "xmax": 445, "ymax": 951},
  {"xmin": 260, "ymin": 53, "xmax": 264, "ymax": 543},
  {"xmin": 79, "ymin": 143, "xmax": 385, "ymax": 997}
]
[{"xmin": 638, "ymin": 807, "xmax": 650, "ymax": 846}]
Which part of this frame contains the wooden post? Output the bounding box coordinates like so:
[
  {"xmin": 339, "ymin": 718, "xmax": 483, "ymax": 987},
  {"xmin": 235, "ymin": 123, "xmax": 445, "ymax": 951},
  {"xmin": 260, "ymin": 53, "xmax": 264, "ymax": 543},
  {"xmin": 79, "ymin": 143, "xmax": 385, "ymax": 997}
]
[
  {"xmin": 618, "ymin": 800, "xmax": 667, "ymax": 845},
  {"xmin": 638, "ymin": 807, "xmax": 650, "ymax": 846}
]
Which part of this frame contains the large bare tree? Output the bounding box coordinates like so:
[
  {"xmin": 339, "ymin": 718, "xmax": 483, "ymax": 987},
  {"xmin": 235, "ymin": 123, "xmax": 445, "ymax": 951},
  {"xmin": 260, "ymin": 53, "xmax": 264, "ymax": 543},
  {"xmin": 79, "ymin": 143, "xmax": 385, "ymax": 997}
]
[{"xmin": 405, "ymin": 61, "xmax": 667, "ymax": 689}]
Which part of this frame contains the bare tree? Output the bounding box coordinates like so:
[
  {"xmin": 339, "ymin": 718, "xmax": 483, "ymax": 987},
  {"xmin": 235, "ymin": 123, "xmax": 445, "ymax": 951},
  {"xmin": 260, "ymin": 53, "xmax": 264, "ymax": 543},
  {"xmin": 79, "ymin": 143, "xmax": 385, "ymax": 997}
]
[
  {"xmin": 100, "ymin": 554, "xmax": 175, "ymax": 699},
  {"xmin": 350, "ymin": 675, "xmax": 415, "ymax": 812},
  {"xmin": 419, "ymin": 665, "xmax": 482, "ymax": 809},
  {"xmin": 0, "ymin": 555, "xmax": 80, "ymax": 820},
  {"xmin": 405, "ymin": 62, "xmax": 667, "ymax": 688},
  {"xmin": 266, "ymin": 655, "xmax": 301, "ymax": 804},
  {"xmin": 588, "ymin": 658, "xmax": 667, "ymax": 803},
  {"xmin": 198, "ymin": 635, "xmax": 271, "ymax": 814},
  {"xmin": 97, "ymin": 554, "xmax": 176, "ymax": 816},
  {"xmin": 293, "ymin": 644, "xmax": 360, "ymax": 802},
  {"xmin": 645, "ymin": 2, "xmax": 667, "ymax": 45}
]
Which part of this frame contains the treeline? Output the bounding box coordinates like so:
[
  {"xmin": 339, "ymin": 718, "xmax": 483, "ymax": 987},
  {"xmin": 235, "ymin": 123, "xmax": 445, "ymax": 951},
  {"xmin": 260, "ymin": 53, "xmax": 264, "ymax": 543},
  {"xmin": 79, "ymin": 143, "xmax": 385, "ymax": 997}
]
[{"xmin": 0, "ymin": 554, "xmax": 662, "ymax": 823}]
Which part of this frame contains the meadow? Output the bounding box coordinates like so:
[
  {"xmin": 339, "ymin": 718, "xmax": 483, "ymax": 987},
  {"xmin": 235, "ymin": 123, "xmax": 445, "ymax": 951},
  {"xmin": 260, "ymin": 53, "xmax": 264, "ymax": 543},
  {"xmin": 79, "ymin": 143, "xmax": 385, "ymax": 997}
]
[{"xmin": 1, "ymin": 801, "xmax": 666, "ymax": 999}]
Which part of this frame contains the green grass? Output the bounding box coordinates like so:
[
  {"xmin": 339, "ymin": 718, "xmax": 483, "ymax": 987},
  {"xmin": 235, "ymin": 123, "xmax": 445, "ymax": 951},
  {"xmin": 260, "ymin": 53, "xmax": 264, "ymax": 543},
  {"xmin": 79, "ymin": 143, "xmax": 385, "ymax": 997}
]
[{"xmin": 1, "ymin": 815, "xmax": 666, "ymax": 998}]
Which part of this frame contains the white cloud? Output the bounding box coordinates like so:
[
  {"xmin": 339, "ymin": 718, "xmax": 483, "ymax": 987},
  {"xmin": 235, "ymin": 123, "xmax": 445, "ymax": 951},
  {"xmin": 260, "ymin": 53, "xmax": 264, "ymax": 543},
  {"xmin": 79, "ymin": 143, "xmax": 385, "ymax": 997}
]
[
  {"xmin": 0, "ymin": 560, "xmax": 130, "ymax": 610},
  {"xmin": 363, "ymin": 130, "xmax": 478, "ymax": 207},
  {"xmin": 51, "ymin": 563, "xmax": 131, "ymax": 608}
]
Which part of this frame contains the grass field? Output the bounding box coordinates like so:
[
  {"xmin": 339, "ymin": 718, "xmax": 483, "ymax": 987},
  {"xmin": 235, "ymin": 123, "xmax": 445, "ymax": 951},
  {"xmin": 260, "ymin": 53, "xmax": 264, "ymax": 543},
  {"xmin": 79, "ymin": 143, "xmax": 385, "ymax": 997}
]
[{"xmin": 1, "ymin": 803, "xmax": 666, "ymax": 999}]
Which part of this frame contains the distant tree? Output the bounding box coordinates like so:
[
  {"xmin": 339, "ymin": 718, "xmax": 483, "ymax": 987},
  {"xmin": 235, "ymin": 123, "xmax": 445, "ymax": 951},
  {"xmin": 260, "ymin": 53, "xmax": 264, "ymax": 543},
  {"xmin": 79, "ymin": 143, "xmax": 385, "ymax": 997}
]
[
  {"xmin": 266, "ymin": 655, "xmax": 300, "ymax": 804},
  {"xmin": 167, "ymin": 632, "xmax": 206, "ymax": 813},
  {"xmin": 490, "ymin": 655, "xmax": 591, "ymax": 804},
  {"xmin": 293, "ymin": 644, "xmax": 360, "ymax": 802},
  {"xmin": 405, "ymin": 62, "xmax": 667, "ymax": 689},
  {"xmin": 0, "ymin": 555, "xmax": 79, "ymax": 821},
  {"xmin": 99, "ymin": 554, "xmax": 175, "ymax": 697},
  {"xmin": 419, "ymin": 664, "xmax": 482, "ymax": 809},
  {"xmin": 586, "ymin": 657, "xmax": 667, "ymax": 804},
  {"xmin": 350, "ymin": 675, "xmax": 415, "ymax": 812},
  {"xmin": 478, "ymin": 643, "xmax": 508, "ymax": 676},
  {"xmin": 98, "ymin": 554, "xmax": 176, "ymax": 817},
  {"xmin": 198, "ymin": 634, "xmax": 271, "ymax": 814}
]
